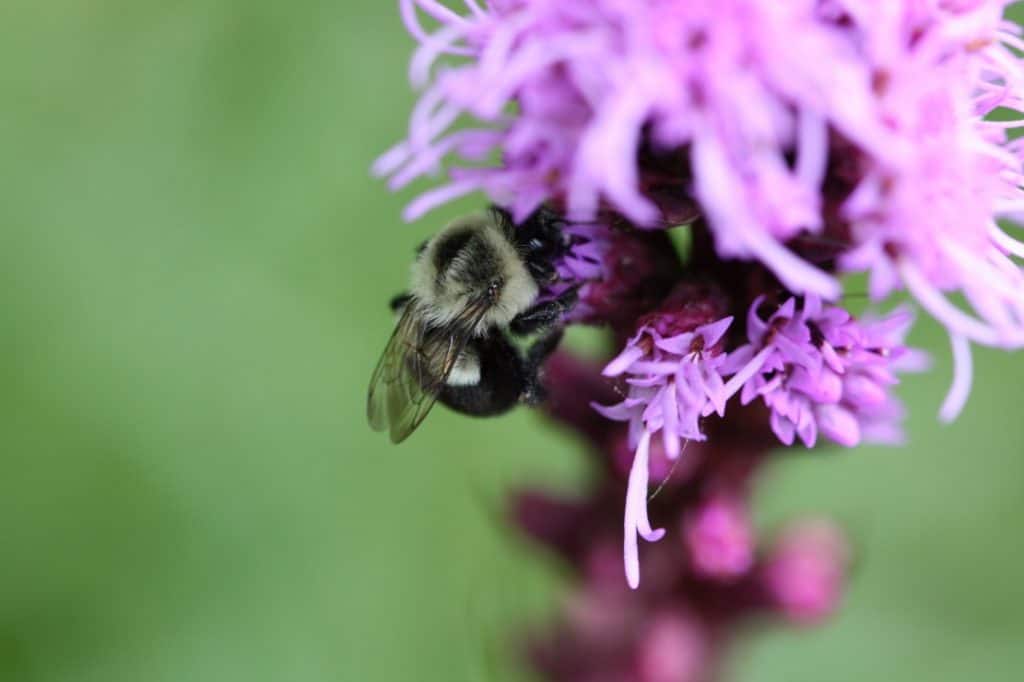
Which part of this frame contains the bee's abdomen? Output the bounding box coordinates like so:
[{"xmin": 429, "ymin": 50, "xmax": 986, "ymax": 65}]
[
  {"xmin": 445, "ymin": 349, "xmax": 482, "ymax": 387},
  {"xmin": 439, "ymin": 332, "xmax": 523, "ymax": 416}
]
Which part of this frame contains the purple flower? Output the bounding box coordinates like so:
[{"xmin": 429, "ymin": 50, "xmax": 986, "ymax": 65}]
[
  {"xmin": 375, "ymin": 3, "xmax": 1024, "ymax": 678},
  {"xmin": 597, "ymin": 310, "xmax": 733, "ymax": 588},
  {"xmin": 723, "ymin": 296, "xmax": 927, "ymax": 448},
  {"xmin": 601, "ymin": 293, "xmax": 921, "ymax": 587},
  {"xmin": 380, "ymin": 0, "xmax": 1024, "ymax": 417},
  {"xmin": 598, "ymin": 316, "xmax": 734, "ymax": 447}
]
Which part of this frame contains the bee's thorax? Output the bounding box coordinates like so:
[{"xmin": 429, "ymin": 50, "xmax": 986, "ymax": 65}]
[{"xmin": 409, "ymin": 213, "xmax": 538, "ymax": 332}]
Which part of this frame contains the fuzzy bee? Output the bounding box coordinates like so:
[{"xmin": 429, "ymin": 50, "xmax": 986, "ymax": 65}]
[{"xmin": 367, "ymin": 207, "xmax": 578, "ymax": 443}]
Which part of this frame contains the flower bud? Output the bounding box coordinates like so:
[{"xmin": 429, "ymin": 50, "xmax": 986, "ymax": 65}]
[{"xmin": 761, "ymin": 520, "xmax": 849, "ymax": 624}]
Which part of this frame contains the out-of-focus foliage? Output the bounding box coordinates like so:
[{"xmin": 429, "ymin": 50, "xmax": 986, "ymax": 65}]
[{"xmin": 0, "ymin": 2, "xmax": 1022, "ymax": 681}]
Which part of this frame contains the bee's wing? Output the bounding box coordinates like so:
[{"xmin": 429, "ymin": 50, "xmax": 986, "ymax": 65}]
[
  {"xmin": 366, "ymin": 300, "xmax": 488, "ymax": 444},
  {"xmin": 366, "ymin": 306, "xmax": 432, "ymax": 441}
]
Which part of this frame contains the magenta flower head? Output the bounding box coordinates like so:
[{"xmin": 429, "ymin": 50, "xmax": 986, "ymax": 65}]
[
  {"xmin": 723, "ymin": 296, "xmax": 928, "ymax": 448},
  {"xmin": 592, "ymin": 283, "xmax": 734, "ymax": 588},
  {"xmin": 596, "ymin": 290, "xmax": 920, "ymax": 588},
  {"xmin": 376, "ymin": 2, "xmax": 1024, "ymax": 679},
  {"xmin": 380, "ymin": 0, "xmax": 1024, "ymax": 418}
]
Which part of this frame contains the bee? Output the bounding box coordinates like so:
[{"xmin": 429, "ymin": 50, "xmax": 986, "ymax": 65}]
[{"xmin": 367, "ymin": 206, "xmax": 578, "ymax": 443}]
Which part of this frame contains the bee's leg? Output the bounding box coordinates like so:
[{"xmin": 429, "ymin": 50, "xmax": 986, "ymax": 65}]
[
  {"xmin": 519, "ymin": 327, "xmax": 564, "ymax": 406},
  {"xmin": 526, "ymin": 259, "xmax": 558, "ymax": 286},
  {"xmin": 389, "ymin": 292, "xmax": 412, "ymax": 312},
  {"xmin": 508, "ymin": 286, "xmax": 579, "ymax": 336}
]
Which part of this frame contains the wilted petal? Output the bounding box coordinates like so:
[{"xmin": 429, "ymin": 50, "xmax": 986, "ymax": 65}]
[{"xmin": 624, "ymin": 431, "xmax": 667, "ymax": 590}]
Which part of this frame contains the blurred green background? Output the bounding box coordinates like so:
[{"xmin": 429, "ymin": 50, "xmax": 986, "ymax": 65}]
[{"xmin": 2, "ymin": 2, "xmax": 1024, "ymax": 680}]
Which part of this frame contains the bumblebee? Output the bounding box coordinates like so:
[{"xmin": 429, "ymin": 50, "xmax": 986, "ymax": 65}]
[{"xmin": 367, "ymin": 207, "xmax": 577, "ymax": 443}]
